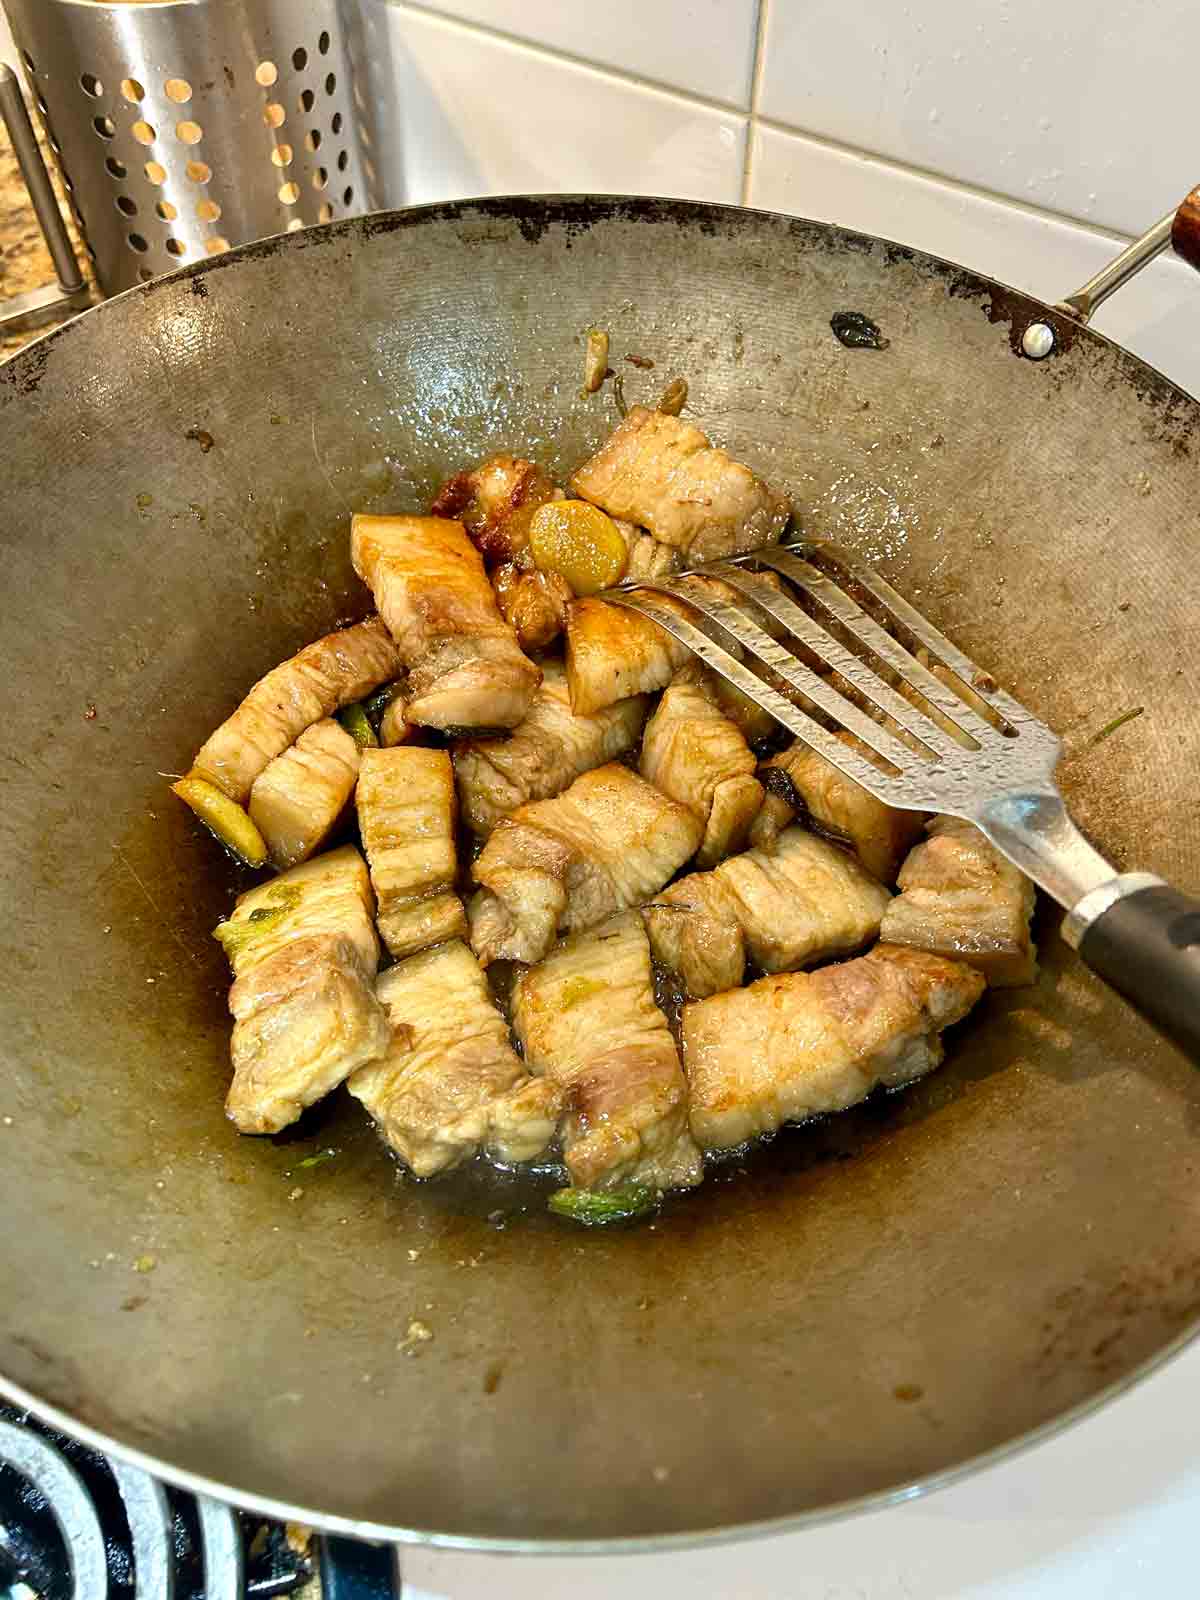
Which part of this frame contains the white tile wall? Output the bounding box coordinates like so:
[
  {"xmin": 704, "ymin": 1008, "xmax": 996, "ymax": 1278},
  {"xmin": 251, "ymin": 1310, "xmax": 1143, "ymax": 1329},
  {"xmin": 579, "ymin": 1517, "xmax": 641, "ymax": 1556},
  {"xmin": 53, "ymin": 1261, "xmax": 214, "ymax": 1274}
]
[
  {"xmin": 400, "ymin": 0, "xmax": 760, "ymax": 106},
  {"xmin": 374, "ymin": 4, "xmax": 747, "ymax": 206},
  {"xmin": 756, "ymin": 0, "xmax": 1198, "ymax": 240}
]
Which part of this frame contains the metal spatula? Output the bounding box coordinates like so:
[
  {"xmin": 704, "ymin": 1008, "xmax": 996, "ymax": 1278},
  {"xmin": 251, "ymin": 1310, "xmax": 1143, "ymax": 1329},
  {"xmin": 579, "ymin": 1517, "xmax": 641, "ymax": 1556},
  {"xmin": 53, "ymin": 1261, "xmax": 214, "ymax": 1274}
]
[{"xmin": 609, "ymin": 541, "xmax": 1200, "ymax": 1062}]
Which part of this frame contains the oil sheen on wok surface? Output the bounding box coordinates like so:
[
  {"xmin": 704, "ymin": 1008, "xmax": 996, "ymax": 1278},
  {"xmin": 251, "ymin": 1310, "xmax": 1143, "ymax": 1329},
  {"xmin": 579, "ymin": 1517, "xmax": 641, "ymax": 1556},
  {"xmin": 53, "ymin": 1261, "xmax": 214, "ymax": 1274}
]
[
  {"xmin": 1, "ymin": 200, "xmax": 1199, "ymax": 1548},
  {"xmin": 187, "ymin": 420, "xmax": 1006, "ymax": 1204}
]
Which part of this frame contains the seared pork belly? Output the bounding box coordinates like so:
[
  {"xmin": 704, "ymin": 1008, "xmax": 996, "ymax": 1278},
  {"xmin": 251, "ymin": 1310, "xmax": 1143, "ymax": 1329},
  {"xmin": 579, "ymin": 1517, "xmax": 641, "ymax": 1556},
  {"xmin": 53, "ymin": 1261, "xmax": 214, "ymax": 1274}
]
[
  {"xmin": 379, "ymin": 694, "xmax": 412, "ymax": 747},
  {"xmin": 718, "ymin": 828, "xmax": 892, "ymax": 974},
  {"xmin": 682, "ymin": 944, "xmax": 985, "ymax": 1151},
  {"xmin": 614, "ymin": 518, "xmax": 681, "ymax": 583},
  {"xmin": 565, "ymin": 595, "xmax": 693, "ymax": 716},
  {"xmin": 215, "ymin": 846, "xmax": 387, "ymax": 1134},
  {"xmin": 349, "ymin": 941, "xmax": 562, "ymax": 1175},
  {"xmin": 752, "ymin": 732, "xmax": 925, "ymax": 884},
  {"xmin": 512, "ymin": 913, "xmax": 702, "ymax": 1191},
  {"xmin": 639, "ymin": 672, "xmax": 763, "ymax": 868},
  {"xmin": 643, "ymin": 872, "xmax": 746, "ymax": 1001},
  {"xmin": 227, "ymin": 935, "xmax": 388, "ymax": 1137},
  {"xmin": 571, "ymin": 405, "xmax": 791, "ymax": 561},
  {"xmin": 356, "ymin": 747, "xmax": 466, "ymax": 960},
  {"xmin": 469, "ymin": 762, "xmax": 702, "ymax": 966},
  {"xmin": 566, "ymin": 572, "xmax": 790, "ymax": 721},
  {"xmin": 192, "ymin": 617, "xmax": 400, "ymax": 803},
  {"xmin": 880, "ymin": 815, "xmax": 1037, "ymax": 986},
  {"xmin": 248, "ymin": 718, "xmax": 360, "ymax": 870},
  {"xmin": 699, "ymin": 670, "xmax": 778, "ymax": 746},
  {"xmin": 454, "ymin": 661, "xmax": 648, "ymax": 835},
  {"xmin": 351, "ymin": 514, "xmax": 540, "ymax": 731},
  {"xmin": 493, "ymin": 561, "xmax": 573, "ymax": 653},
  {"xmin": 430, "ymin": 453, "xmax": 556, "ymax": 566},
  {"xmin": 644, "ymin": 825, "xmax": 891, "ymax": 998}
]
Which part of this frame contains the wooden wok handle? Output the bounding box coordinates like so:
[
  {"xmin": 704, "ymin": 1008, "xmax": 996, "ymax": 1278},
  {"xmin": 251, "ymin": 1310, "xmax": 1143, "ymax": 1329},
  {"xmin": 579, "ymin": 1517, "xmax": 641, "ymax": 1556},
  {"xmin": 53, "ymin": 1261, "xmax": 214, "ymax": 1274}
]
[{"xmin": 1170, "ymin": 186, "xmax": 1200, "ymax": 272}]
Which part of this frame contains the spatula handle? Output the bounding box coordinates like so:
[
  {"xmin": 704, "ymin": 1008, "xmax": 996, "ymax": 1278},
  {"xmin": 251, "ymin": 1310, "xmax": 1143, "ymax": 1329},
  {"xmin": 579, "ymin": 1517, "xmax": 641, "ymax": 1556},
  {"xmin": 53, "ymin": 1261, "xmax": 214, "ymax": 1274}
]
[{"xmin": 1076, "ymin": 883, "xmax": 1200, "ymax": 1064}]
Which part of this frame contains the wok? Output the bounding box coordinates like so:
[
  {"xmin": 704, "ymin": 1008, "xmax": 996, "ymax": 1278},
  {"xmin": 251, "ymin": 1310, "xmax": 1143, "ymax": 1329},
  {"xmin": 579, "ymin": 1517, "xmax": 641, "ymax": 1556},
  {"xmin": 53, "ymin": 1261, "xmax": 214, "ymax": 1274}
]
[{"xmin": 2, "ymin": 196, "xmax": 1200, "ymax": 1552}]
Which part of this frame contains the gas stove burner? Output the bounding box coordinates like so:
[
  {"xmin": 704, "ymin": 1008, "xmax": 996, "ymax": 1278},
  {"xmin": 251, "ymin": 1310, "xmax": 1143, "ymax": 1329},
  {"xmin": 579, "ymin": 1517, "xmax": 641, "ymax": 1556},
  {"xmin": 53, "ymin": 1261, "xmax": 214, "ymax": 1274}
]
[{"xmin": 0, "ymin": 1404, "xmax": 397, "ymax": 1598}]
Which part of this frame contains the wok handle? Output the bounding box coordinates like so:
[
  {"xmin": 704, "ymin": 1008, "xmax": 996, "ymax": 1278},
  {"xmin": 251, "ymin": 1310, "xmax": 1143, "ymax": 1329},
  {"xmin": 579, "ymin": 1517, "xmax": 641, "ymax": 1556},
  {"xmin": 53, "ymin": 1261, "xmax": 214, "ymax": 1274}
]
[
  {"xmin": 1049, "ymin": 184, "xmax": 1200, "ymax": 326},
  {"xmin": 1071, "ymin": 881, "xmax": 1200, "ymax": 1064},
  {"xmin": 1021, "ymin": 185, "xmax": 1200, "ymax": 354},
  {"xmin": 1170, "ymin": 186, "xmax": 1200, "ymax": 273}
]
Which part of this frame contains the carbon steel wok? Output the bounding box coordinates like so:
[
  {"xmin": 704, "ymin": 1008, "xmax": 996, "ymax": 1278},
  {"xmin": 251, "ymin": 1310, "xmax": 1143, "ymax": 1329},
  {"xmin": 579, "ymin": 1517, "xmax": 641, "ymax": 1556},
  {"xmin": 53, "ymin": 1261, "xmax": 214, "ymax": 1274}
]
[{"xmin": 2, "ymin": 197, "xmax": 1200, "ymax": 1552}]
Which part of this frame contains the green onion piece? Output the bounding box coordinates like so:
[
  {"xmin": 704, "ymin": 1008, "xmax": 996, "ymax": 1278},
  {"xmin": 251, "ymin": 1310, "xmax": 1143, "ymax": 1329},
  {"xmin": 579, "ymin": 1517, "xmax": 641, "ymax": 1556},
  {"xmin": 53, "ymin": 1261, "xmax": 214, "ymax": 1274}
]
[
  {"xmin": 547, "ymin": 1185, "xmax": 659, "ymax": 1226},
  {"xmin": 362, "ymin": 682, "xmax": 400, "ymax": 730},
  {"xmin": 1091, "ymin": 705, "xmax": 1144, "ymax": 745},
  {"xmin": 338, "ymin": 702, "xmax": 379, "ymax": 748},
  {"xmin": 213, "ymin": 885, "xmax": 302, "ymax": 960},
  {"xmin": 214, "ymin": 906, "xmax": 283, "ymax": 958},
  {"xmin": 296, "ymin": 1148, "xmax": 337, "ymax": 1170}
]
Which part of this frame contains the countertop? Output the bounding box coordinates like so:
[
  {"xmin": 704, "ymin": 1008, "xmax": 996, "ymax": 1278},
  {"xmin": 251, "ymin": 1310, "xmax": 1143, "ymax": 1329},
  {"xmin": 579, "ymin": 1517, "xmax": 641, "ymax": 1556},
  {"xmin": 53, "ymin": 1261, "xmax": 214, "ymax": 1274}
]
[{"xmin": 0, "ymin": 118, "xmax": 94, "ymax": 359}]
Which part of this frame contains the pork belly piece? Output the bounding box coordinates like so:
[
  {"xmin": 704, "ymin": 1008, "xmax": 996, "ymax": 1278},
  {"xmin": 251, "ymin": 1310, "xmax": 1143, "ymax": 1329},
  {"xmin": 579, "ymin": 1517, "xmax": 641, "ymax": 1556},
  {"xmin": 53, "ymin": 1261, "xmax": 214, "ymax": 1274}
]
[
  {"xmin": 469, "ymin": 762, "xmax": 703, "ymax": 966},
  {"xmin": 682, "ymin": 944, "xmax": 985, "ymax": 1151},
  {"xmin": 880, "ymin": 815, "xmax": 1037, "ymax": 987},
  {"xmin": 719, "ymin": 827, "xmax": 892, "ymax": 973},
  {"xmin": 640, "ymin": 672, "xmax": 764, "ymax": 868},
  {"xmin": 215, "ymin": 846, "xmax": 387, "ymax": 1134},
  {"xmin": 644, "ymin": 825, "xmax": 891, "ymax": 998},
  {"xmin": 349, "ymin": 941, "xmax": 562, "ymax": 1175},
  {"xmin": 493, "ymin": 561, "xmax": 574, "ymax": 653},
  {"xmin": 512, "ymin": 913, "xmax": 702, "ymax": 1191},
  {"xmin": 351, "ymin": 514, "xmax": 540, "ymax": 731},
  {"xmin": 378, "ymin": 693, "xmax": 412, "ymax": 747},
  {"xmin": 693, "ymin": 668, "xmax": 779, "ymax": 746},
  {"xmin": 565, "ymin": 570, "xmax": 790, "ymax": 721},
  {"xmin": 752, "ymin": 732, "xmax": 925, "ymax": 884},
  {"xmin": 248, "ymin": 718, "xmax": 360, "ymax": 870},
  {"xmin": 191, "ymin": 617, "xmax": 401, "ymax": 803},
  {"xmin": 614, "ymin": 517, "xmax": 681, "ymax": 583},
  {"xmin": 565, "ymin": 595, "xmax": 693, "ymax": 717},
  {"xmin": 643, "ymin": 872, "xmax": 746, "ymax": 1001},
  {"xmin": 570, "ymin": 405, "xmax": 790, "ymax": 561},
  {"xmin": 454, "ymin": 661, "xmax": 648, "ymax": 835},
  {"xmin": 227, "ymin": 935, "xmax": 388, "ymax": 1136},
  {"xmin": 429, "ymin": 453, "xmax": 556, "ymax": 566},
  {"xmin": 356, "ymin": 747, "xmax": 466, "ymax": 960}
]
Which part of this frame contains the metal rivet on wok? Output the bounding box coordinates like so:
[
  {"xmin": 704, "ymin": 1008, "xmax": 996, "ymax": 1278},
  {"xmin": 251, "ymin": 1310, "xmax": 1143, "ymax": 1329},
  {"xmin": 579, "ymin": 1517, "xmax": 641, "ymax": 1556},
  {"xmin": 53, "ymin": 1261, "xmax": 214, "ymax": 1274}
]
[{"xmin": 1021, "ymin": 321, "xmax": 1056, "ymax": 360}]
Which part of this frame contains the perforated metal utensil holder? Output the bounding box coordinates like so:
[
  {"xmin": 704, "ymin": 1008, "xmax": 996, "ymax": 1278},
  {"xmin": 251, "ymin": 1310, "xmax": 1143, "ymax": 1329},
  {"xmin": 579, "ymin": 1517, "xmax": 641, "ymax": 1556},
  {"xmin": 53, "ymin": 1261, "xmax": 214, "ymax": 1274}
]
[{"xmin": 3, "ymin": 0, "xmax": 379, "ymax": 295}]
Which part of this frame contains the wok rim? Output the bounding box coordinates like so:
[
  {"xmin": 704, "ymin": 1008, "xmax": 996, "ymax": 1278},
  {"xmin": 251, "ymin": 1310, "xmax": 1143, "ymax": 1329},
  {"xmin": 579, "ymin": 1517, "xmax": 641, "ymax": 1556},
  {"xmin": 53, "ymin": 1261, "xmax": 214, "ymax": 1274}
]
[
  {"xmin": 5, "ymin": 190, "xmax": 1196, "ymax": 422},
  {"xmin": 3, "ymin": 192, "xmax": 1198, "ymax": 1551},
  {"xmin": 4, "ymin": 1316, "xmax": 1198, "ymax": 1553}
]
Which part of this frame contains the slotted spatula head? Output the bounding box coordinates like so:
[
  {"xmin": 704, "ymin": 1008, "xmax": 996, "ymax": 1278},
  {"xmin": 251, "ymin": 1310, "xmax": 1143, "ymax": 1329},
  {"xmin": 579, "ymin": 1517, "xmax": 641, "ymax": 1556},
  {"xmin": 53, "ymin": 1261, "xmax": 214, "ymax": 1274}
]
[
  {"xmin": 613, "ymin": 541, "xmax": 1059, "ymax": 817},
  {"xmin": 608, "ymin": 540, "xmax": 1200, "ymax": 1064}
]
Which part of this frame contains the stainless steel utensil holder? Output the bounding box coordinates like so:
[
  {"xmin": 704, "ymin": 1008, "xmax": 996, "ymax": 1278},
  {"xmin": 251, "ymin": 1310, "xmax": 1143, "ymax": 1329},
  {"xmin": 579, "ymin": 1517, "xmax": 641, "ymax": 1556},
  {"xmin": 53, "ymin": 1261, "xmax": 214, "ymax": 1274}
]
[{"xmin": 3, "ymin": 0, "xmax": 379, "ymax": 296}]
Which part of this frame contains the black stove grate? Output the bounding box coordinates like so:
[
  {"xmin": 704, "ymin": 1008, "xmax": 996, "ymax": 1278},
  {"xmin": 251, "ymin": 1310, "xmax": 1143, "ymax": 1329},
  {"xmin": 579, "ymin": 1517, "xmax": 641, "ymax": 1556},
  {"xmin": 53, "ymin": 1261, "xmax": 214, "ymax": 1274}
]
[{"xmin": 0, "ymin": 1403, "xmax": 401, "ymax": 1598}]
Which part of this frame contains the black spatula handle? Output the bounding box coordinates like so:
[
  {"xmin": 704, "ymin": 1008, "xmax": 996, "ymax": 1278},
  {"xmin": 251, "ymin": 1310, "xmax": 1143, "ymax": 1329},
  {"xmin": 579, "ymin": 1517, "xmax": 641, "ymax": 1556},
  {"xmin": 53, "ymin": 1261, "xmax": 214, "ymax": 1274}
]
[{"xmin": 1077, "ymin": 883, "xmax": 1200, "ymax": 1063}]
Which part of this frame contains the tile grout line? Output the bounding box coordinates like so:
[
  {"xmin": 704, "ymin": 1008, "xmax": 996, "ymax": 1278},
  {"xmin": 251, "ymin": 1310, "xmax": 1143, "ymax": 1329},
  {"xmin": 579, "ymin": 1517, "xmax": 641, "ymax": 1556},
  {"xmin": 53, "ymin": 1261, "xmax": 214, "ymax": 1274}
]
[
  {"xmin": 751, "ymin": 114, "xmax": 1139, "ymax": 246},
  {"xmin": 390, "ymin": 0, "xmax": 751, "ymax": 117},
  {"xmin": 740, "ymin": 0, "xmax": 770, "ymax": 205},
  {"xmin": 389, "ymin": 0, "xmax": 1143, "ymax": 248}
]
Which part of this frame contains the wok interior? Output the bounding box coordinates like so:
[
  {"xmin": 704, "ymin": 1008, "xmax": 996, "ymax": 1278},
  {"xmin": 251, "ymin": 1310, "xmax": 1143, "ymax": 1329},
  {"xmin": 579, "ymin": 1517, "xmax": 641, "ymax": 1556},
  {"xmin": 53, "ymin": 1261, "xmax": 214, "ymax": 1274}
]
[{"xmin": 2, "ymin": 199, "xmax": 1199, "ymax": 1547}]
